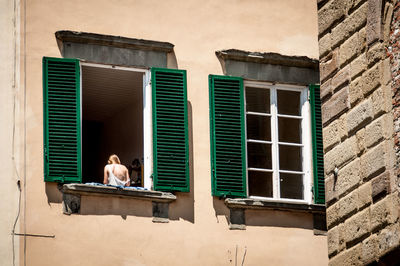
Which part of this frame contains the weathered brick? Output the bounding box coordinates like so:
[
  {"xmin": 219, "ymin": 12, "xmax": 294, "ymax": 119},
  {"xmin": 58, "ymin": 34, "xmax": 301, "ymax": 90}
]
[
  {"xmin": 371, "ymin": 195, "xmax": 398, "ymax": 232},
  {"xmin": 336, "ymin": 158, "xmax": 361, "ymax": 198},
  {"xmin": 321, "ymin": 49, "xmax": 339, "ymax": 81},
  {"xmin": 318, "ymin": 0, "xmax": 349, "ymax": 35},
  {"xmin": 328, "ymin": 225, "xmax": 340, "ymax": 256},
  {"xmin": 345, "ymin": 207, "xmax": 370, "ymax": 244},
  {"xmin": 366, "ymin": 42, "xmax": 385, "ymax": 67},
  {"xmin": 325, "ymin": 136, "xmax": 358, "ymax": 174},
  {"xmin": 357, "ymin": 182, "xmax": 372, "ymax": 210},
  {"xmin": 323, "ymin": 116, "xmax": 347, "ymax": 151},
  {"xmin": 361, "ymin": 58, "xmax": 381, "ymax": 96},
  {"xmin": 331, "ymin": 2, "xmax": 367, "ymax": 48},
  {"xmin": 364, "ymin": 114, "xmax": 392, "ymax": 148},
  {"xmin": 331, "ymin": 65, "xmax": 350, "ymax": 92},
  {"xmin": 329, "ymin": 243, "xmax": 362, "ymax": 266},
  {"xmin": 371, "ymin": 85, "xmax": 392, "ymax": 117},
  {"xmin": 361, "ymin": 234, "xmax": 378, "ymax": 264},
  {"xmin": 319, "ymin": 32, "xmax": 332, "ymax": 57},
  {"xmin": 350, "ymin": 53, "xmax": 367, "ymax": 79},
  {"xmin": 366, "ymin": 0, "xmax": 383, "ymax": 45},
  {"xmin": 371, "ymin": 171, "xmax": 390, "ymax": 201},
  {"xmin": 360, "ymin": 141, "xmax": 386, "ymax": 180},
  {"xmin": 346, "ymin": 99, "xmax": 373, "ymax": 133},
  {"xmin": 377, "ymin": 223, "xmax": 400, "ymax": 257},
  {"xmin": 321, "ymin": 78, "xmax": 332, "ymax": 100},
  {"xmin": 349, "ymin": 76, "xmax": 363, "ymax": 106},
  {"xmin": 322, "ymin": 87, "xmax": 350, "ymax": 125}
]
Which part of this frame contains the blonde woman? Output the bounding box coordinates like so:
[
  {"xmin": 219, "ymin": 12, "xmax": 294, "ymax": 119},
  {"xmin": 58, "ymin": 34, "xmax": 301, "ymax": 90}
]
[{"xmin": 103, "ymin": 154, "xmax": 130, "ymax": 187}]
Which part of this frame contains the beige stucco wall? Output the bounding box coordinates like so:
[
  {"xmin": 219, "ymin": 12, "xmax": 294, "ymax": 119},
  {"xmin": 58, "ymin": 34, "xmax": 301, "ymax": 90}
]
[
  {"xmin": 0, "ymin": 0, "xmax": 21, "ymax": 265},
  {"xmin": 18, "ymin": 0, "xmax": 327, "ymax": 265}
]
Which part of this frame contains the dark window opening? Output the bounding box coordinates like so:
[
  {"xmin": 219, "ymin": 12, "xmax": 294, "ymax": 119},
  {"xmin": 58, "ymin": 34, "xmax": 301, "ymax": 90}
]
[{"xmin": 82, "ymin": 65, "xmax": 143, "ymax": 184}]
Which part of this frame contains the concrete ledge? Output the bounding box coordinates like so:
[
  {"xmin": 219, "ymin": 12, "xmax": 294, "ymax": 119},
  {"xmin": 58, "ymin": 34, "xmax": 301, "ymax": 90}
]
[
  {"xmin": 225, "ymin": 198, "xmax": 326, "ymax": 213},
  {"xmin": 62, "ymin": 183, "xmax": 176, "ymax": 203}
]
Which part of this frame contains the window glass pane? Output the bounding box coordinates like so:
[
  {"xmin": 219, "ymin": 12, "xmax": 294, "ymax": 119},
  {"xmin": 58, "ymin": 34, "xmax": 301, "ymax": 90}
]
[
  {"xmin": 247, "ymin": 143, "xmax": 272, "ymax": 169},
  {"xmin": 277, "ymin": 90, "xmax": 301, "ymax": 116},
  {"xmin": 279, "ymin": 145, "xmax": 302, "ymax": 171},
  {"xmin": 248, "ymin": 171, "xmax": 273, "ymax": 197},
  {"xmin": 246, "ymin": 87, "xmax": 270, "ymax": 113},
  {"xmin": 280, "ymin": 173, "xmax": 303, "ymax": 199},
  {"xmin": 278, "ymin": 117, "xmax": 301, "ymax": 143},
  {"xmin": 247, "ymin": 114, "xmax": 271, "ymax": 141}
]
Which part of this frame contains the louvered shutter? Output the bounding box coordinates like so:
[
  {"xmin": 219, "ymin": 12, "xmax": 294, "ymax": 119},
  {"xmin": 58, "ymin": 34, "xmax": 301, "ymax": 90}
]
[
  {"xmin": 209, "ymin": 75, "xmax": 246, "ymax": 198},
  {"xmin": 310, "ymin": 84, "xmax": 325, "ymax": 204},
  {"xmin": 43, "ymin": 57, "xmax": 81, "ymax": 183},
  {"xmin": 152, "ymin": 68, "xmax": 189, "ymax": 192}
]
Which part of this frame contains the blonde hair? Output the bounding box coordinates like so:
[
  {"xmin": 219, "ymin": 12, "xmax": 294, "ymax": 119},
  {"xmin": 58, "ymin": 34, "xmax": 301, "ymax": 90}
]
[{"xmin": 108, "ymin": 154, "xmax": 121, "ymax": 164}]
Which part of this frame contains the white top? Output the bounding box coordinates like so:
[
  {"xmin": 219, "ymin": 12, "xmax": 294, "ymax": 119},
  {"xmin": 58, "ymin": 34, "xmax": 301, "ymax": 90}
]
[{"xmin": 106, "ymin": 164, "xmax": 130, "ymax": 187}]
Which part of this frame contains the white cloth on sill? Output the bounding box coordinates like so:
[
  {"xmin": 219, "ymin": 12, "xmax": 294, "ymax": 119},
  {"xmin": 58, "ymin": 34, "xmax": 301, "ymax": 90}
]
[{"xmin": 106, "ymin": 164, "xmax": 130, "ymax": 187}]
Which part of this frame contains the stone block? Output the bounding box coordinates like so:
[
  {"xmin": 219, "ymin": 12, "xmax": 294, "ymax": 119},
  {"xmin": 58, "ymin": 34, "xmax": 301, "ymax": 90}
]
[
  {"xmin": 371, "ymin": 85, "xmax": 392, "ymax": 117},
  {"xmin": 319, "ymin": 32, "xmax": 332, "ymax": 57},
  {"xmin": 346, "ymin": 99, "xmax": 373, "ymax": 134},
  {"xmin": 381, "ymin": 58, "xmax": 391, "ymax": 86},
  {"xmin": 367, "ymin": 42, "xmax": 385, "ymax": 66},
  {"xmin": 323, "ymin": 116, "xmax": 346, "ymax": 151},
  {"xmin": 338, "ymin": 222, "xmax": 346, "ymax": 252},
  {"xmin": 331, "ymin": 65, "xmax": 350, "ymax": 92},
  {"xmin": 349, "ymin": 77, "xmax": 363, "ymax": 106},
  {"xmin": 321, "ymin": 49, "xmax": 339, "ymax": 81},
  {"xmin": 350, "ymin": 53, "xmax": 367, "ymax": 79},
  {"xmin": 338, "ymin": 191, "xmax": 358, "ymax": 219},
  {"xmin": 377, "ymin": 224, "xmax": 400, "ymax": 257},
  {"xmin": 318, "ymin": 0, "xmax": 349, "ymax": 35},
  {"xmin": 339, "ymin": 32, "xmax": 361, "ymax": 67},
  {"xmin": 322, "ymin": 86, "xmax": 350, "ymax": 125},
  {"xmin": 371, "ymin": 195, "xmax": 398, "ymax": 232},
  {"xmin": 366, "ymin": 0, "xmax": 383, "ymax": 45},
  {"xmin": 336, "ymin": 158, "xmax": 361, "ymax": 198},
  {"xmin": 356, "ymin": 128, "xmax": 365, "ymax": 154},
  {"xmin": 365, "ymin": 114, "xmax": 392, "ymax": 149},
  {"xmin": 325, "ymin": 136, "xmax": 358, "ymax": 175},
  {"xmin": 229, "ymin": 208, "xmax": 246, "ymax": 230},
  {"xmin": 344, "ymin": 207, "xmax": 370, "ymax": 245},
  {"xmin": 325, "ymin": 175, "xmax": 337, "ymax": 205},
  {"xmin": 329, "ymin": 243, "xmax": 362, "ymax": 266},
  {"xmin": 361, "ymin": 234, "xmax": 378, "ymax": 264},
  {"xmin": 152, "ymin": 202, "xmax": 170, "ymax": 223},
  {"xmin": 321, "ymin": 78, "xmax": 332, "ymax": 100},
  {"xmin": 328, "ymin": 225, "xmax": 340, "ymax": 257},
  {"xmin": 361, "ymin": 59, "xmax": 380, "ymax": 96},
  {"xmin": 357, "ymin": 182, "xmax": 372, "ymax": 210},
  {"xmin": 371, "ymin": 171, "xmax": 390, "ymax": 202},
  {"xmin": 331, "ymin": 2, "xmax": 367, "ymax": 48},
  {"xmin": 327, "ymin": 202, "xmax": 340, "ymax": 229},
  {"xmin": 360, "ymin": 141, "xmax": 386, "ymax": 180}
]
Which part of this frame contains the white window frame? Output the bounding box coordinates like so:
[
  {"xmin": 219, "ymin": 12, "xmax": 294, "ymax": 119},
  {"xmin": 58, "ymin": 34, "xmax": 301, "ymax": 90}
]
[
  {"xmin": 244, "ymin": 81, "xmax": 312, "ymax": 204},
  {"xmin": 79, "ymin": 62, "xmax": 153, "ymax": 189}
]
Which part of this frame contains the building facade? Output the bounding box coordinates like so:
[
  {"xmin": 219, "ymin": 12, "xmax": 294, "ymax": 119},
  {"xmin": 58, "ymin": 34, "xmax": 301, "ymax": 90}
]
[
  {"xmin": 317, "ymin": 0, "xmax": 400, "ymax": 264},
  {"xmin": 1, "ymin": 0, "xmax": 329, "ymax": 265}
]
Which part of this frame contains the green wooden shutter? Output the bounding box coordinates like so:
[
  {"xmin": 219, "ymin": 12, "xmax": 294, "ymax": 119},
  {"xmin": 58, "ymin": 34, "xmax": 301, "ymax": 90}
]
[
  {"xmin": 310, "ymin": 84, "xmax": 325, "ymax": 204},
  {"xmin": 209, "ymin": 75, "xmax": 246, "ymax": 198},
  {"xmin": 43, "ymin": 57, "xmax": 81, "ymax": 183},
  {"xmin": 152, "ymin": 68, "xmax": 189, "ymax": 192}
]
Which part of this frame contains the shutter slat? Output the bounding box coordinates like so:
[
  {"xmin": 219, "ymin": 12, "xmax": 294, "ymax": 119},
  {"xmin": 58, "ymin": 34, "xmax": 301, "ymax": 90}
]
[
  {"xmin": 310, "ymin": 84, "xmax": 325, "ymax": 204},
  {"xmin": 209, "ymin": 75, "xmax": 246, "ymax": 197},
  {"xmin": 152, "ymin": 68, "xmax": 189, "ymax": 192},
  {"xmin": 43, "ymin": 57, "xmax": 81, "ymax": 183}
]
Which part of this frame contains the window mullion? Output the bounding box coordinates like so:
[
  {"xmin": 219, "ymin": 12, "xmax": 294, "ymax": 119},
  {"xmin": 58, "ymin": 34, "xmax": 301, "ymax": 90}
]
[{"xmin": 270, "ymin": 87, "xmax": 280, "ymax": 199}]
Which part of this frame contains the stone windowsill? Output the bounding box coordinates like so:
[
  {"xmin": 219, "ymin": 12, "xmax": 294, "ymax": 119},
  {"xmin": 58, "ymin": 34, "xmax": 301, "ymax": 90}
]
[
  {"xmin": 62, "ymin": 183, "xmax": 176, "ymax": 203},
  {"xmin": 224, "ymin": 198, "xmax": 326, "ymax": 213}
]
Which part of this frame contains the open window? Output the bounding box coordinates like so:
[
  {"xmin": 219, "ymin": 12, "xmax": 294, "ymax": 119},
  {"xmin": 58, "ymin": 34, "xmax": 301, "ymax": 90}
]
[
  {"xmin": 209, "ymin": 75, "xmax": 325, "ymax": 204},
  {"xmin": 43, "ymin": 57, "xmax": 189, "ymax": 193}
]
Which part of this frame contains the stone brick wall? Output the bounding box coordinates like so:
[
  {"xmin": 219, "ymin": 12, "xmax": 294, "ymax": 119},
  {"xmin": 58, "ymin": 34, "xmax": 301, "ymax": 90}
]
[{"xmin": 317, "ymin": 0, "xmax": 400, "ymax": 264}]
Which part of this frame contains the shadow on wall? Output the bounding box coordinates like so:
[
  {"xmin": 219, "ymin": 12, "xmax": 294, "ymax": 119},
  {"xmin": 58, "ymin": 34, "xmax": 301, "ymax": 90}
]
[
  {"xmin": 212, "ymin": 196, "xmax": 314, "ymax": 230},
  {"xmin": 169, "ymin": 101, "xmax": 194, "ymax": 223}
]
